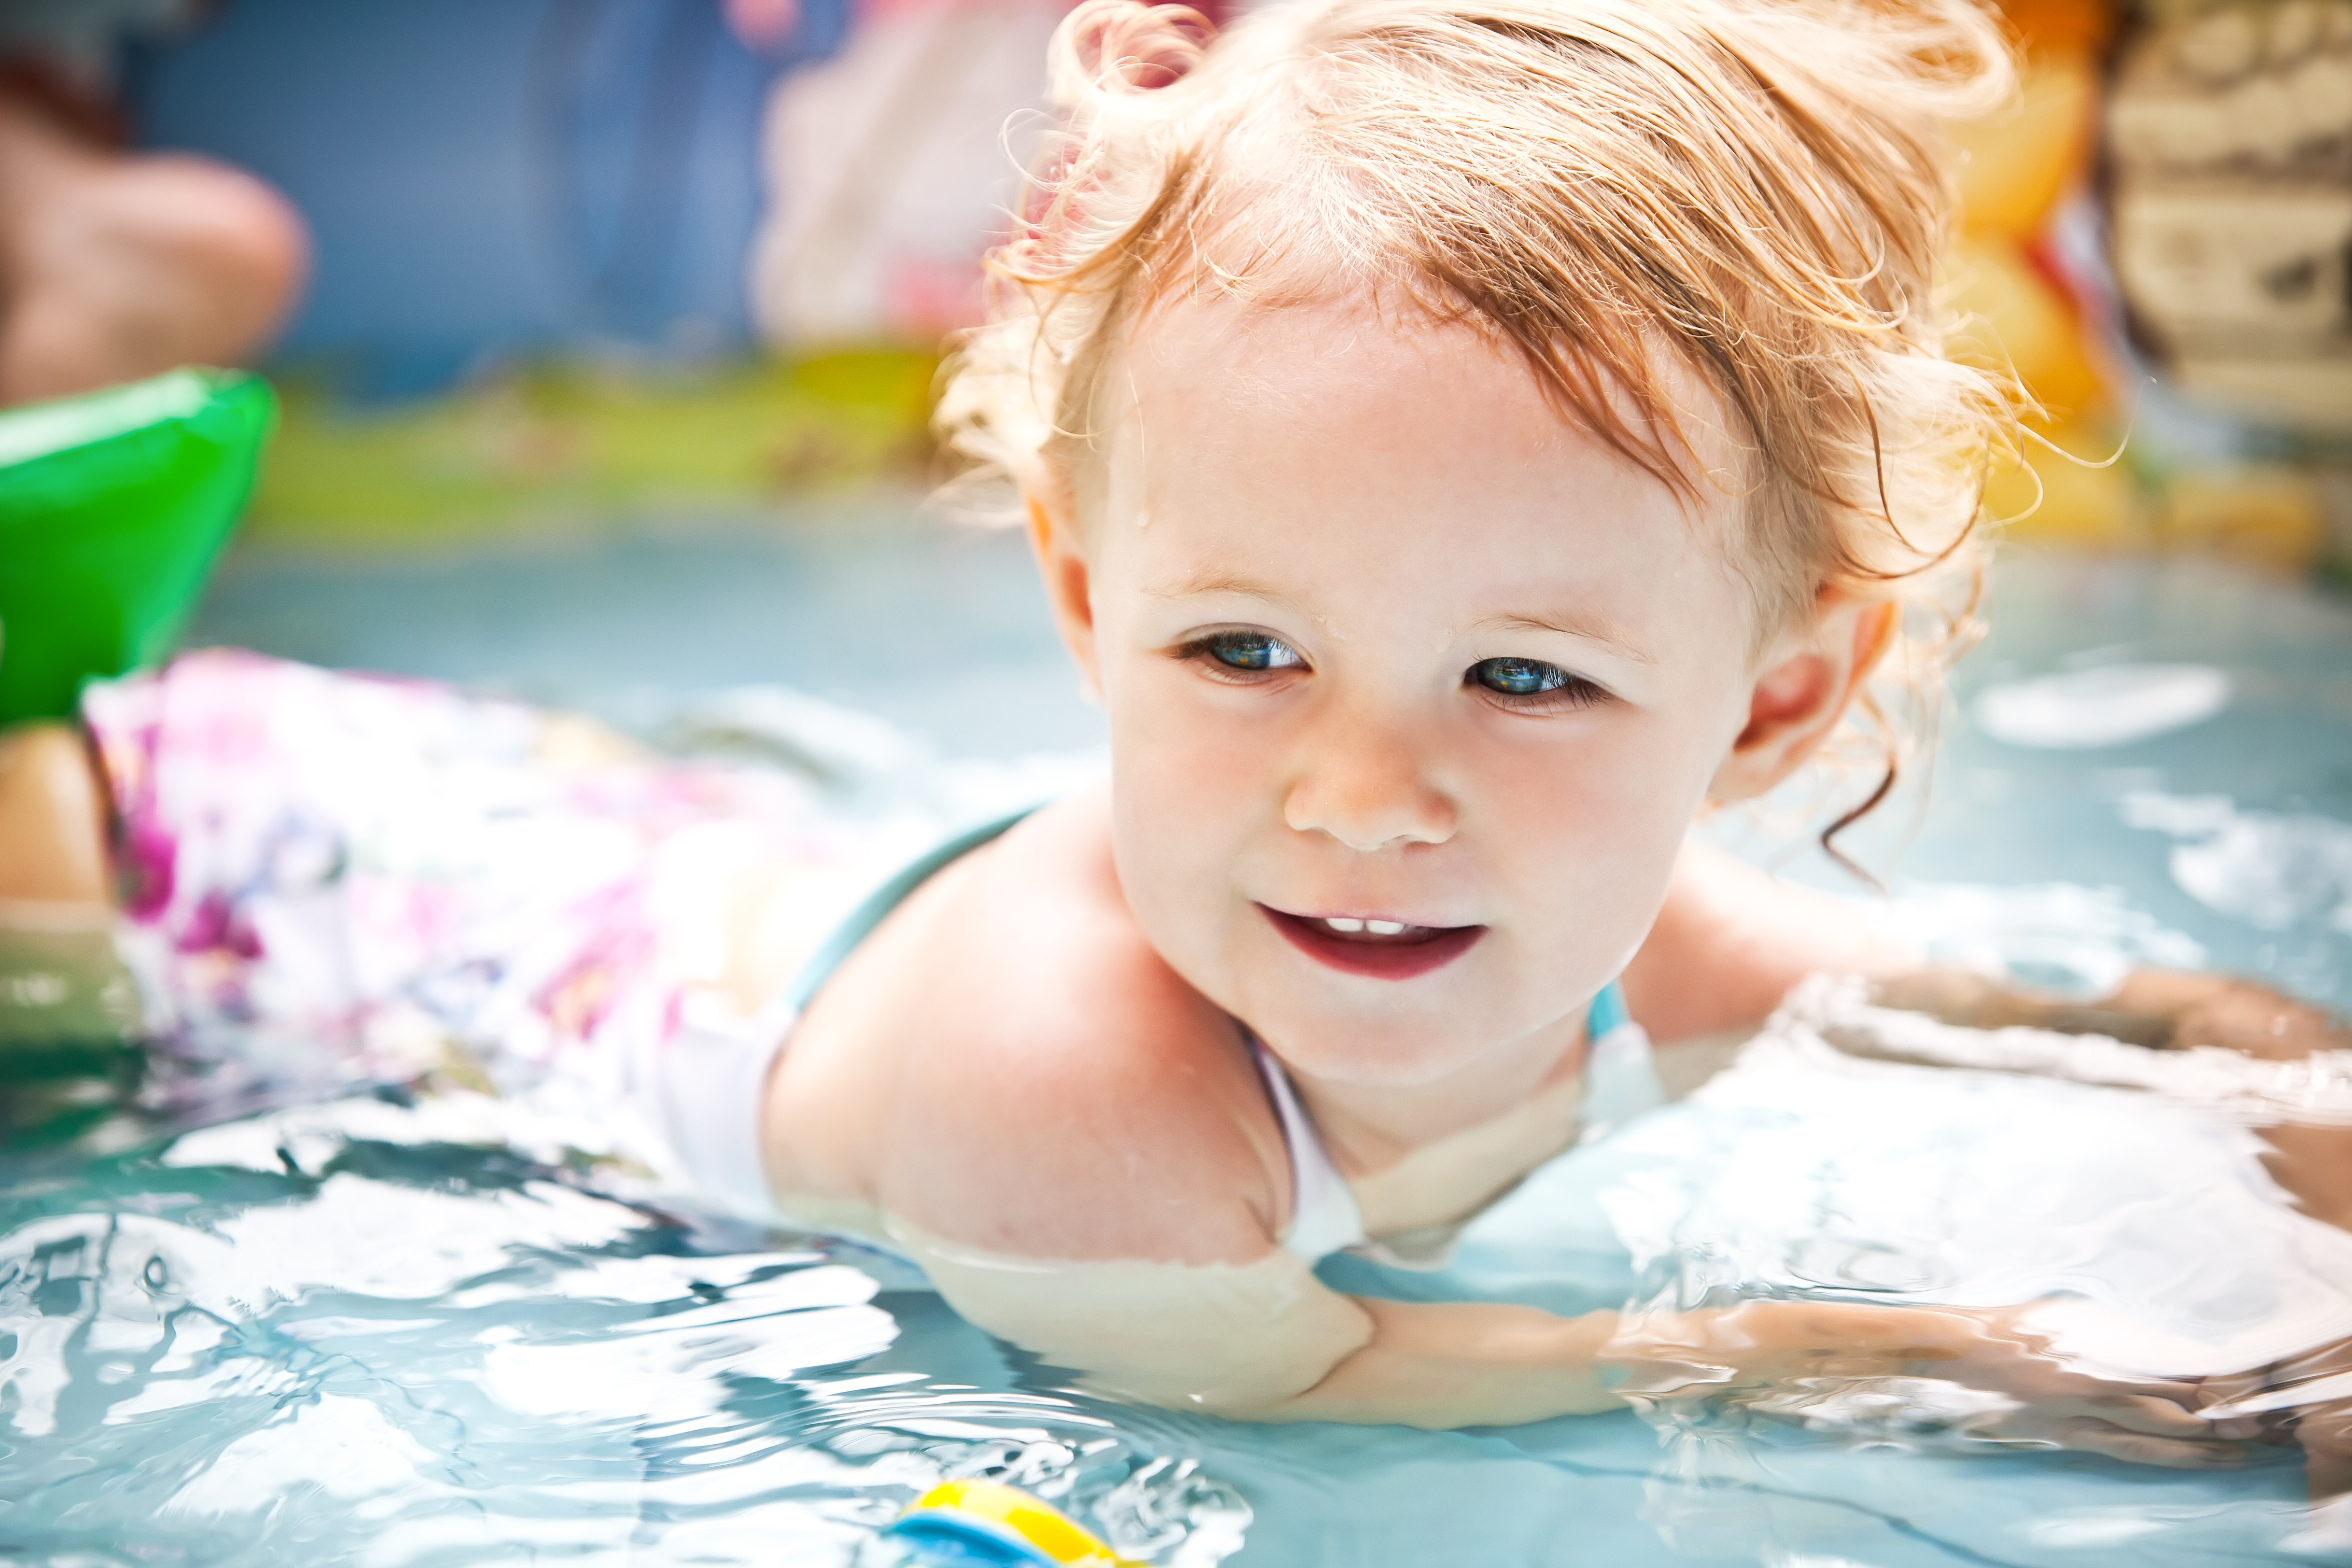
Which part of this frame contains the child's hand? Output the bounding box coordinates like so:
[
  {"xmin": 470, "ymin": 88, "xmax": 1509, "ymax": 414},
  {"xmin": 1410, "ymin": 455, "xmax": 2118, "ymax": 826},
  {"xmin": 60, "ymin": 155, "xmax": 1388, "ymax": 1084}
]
[
  {"xmin": 1868, "ymin": 968, "xmax": 2352, "ymax": 1059},
  {"xmin": 2109, "ymin": 971, "xmax": 2352, "ymax": 1062},
  {"xmin": 1605, "ymin": 1300, "xmax": 2249, "ymax": 1469},
  {"xmin": 2200, "ymin": 1337, "xmax": 2352, "ymax": 1500}
]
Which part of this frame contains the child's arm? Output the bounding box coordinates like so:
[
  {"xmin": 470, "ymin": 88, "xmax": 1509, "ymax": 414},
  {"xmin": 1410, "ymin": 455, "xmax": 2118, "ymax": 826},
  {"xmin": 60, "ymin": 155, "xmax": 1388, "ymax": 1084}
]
[
  {"xmin": 1870, "ymin": 967, "xmax": 2352, "ymax": 1060},
  {"xmin": 1622, "ymin": 839, "xmax": 1917, "ymax": 1044},
  {"xmin": 1270, "ymin": 1294, "xmax": 2242, "ymax": 1469},
  {"xmin": 1628, "ymin": 839, "xmax": 2350, "ymax": 1059},
  {"xmin": 897, "ymin": 1195, "xmax": 2242, "ymax": 1466}
]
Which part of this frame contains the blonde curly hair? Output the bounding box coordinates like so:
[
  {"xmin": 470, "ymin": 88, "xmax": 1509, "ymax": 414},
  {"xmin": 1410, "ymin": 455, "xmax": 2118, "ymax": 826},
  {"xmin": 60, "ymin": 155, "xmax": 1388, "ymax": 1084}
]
[{"xmin": 936, "ymin": 0, "xmax": 2023, "ymax": 860}]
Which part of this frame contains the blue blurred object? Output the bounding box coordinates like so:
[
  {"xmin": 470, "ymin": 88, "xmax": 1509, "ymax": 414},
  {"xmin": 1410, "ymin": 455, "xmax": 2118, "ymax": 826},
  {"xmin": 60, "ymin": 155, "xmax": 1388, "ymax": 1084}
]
[
  {"xmin": 126, "ymin": 0, "xmax": 852, "ymax": 397},
  {"xmin": 885, "ymin": 1513, "xmax": 1064, "ymax": 1568}
]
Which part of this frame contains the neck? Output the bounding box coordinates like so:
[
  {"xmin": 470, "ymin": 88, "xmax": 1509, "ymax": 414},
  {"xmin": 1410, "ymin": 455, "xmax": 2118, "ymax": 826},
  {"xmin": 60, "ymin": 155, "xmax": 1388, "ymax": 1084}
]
[{"xmin": 1279, "ymin": 1008, "xmax": 1591, "ymax": 1178}]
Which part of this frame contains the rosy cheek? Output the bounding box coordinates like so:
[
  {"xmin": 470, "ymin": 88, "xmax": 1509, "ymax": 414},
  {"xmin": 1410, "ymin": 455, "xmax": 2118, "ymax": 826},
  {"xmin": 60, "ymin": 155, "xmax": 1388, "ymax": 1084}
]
[
  {"xmin": 1122, "ymin": 669, "xmax": 1270, "ymax": 790},
  {"xmin": 1478, "ymin": 716, "xmax": 1701, "ymax": 902},
  {"xmin": 1109, "ymin": 673, "xmax": 1260, "ymax": 912}
]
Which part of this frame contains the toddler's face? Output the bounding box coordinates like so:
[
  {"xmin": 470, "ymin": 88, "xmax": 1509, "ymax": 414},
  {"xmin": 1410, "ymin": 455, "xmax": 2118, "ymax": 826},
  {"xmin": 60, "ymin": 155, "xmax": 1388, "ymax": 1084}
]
[{"xmin": 1050, "ymin": 297, "xmax": 1781, "ymax": 1086}]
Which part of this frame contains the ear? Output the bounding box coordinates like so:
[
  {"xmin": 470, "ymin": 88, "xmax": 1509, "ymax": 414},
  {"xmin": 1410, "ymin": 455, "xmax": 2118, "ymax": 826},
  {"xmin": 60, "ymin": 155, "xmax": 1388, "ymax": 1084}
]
[
  {"xmin": 1708, "ymin": 594, "xmax": 1898, "ymax": 802},
  {"xmin": 1025, "ymin": 489, "xmax": 1103, "ymax": 701}
]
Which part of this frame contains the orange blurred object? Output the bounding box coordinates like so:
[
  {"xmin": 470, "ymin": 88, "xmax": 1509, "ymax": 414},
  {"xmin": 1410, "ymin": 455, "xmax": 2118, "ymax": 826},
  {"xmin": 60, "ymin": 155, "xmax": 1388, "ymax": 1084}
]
[
  {"xmin": 1946, "ymin": 235, "xmax": 2108, "ymax": 425},
  {"xmin": 1994, "ymin": 0, "xmax": 2116, "ymax": 56},
  {"xmin": 1949, "ymin": 0, "xmax": 2141, "ymax": 547},
  {"xmin": 1954, "ymin": 51, "xmax": 2099, "ymax": 240}
]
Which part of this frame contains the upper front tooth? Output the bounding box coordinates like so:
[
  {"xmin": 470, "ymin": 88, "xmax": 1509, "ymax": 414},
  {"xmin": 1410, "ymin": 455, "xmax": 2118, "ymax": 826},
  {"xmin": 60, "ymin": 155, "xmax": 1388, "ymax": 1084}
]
[
  {"xmin": 1325, "ymin": 917, "xmax": 1365, "ymax": 933},
  {"xmin": 1364, "ymin": 919, "xmax": 1407, "ymax": 936}
]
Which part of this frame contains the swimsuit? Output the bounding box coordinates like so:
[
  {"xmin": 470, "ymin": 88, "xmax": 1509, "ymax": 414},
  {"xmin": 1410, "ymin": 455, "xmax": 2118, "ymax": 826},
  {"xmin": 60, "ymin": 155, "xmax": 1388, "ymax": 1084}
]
[
  {"xmin": 81, "ymin": 650, "xmax": 933, "ymax": 1190},
  {"xmin": 665, "ymin": 810, "xmax": 1034, "ymax": 1220},
  {"xmin": 83, "ymin": 651, "xmax": 1660, "ymax": 1264}
]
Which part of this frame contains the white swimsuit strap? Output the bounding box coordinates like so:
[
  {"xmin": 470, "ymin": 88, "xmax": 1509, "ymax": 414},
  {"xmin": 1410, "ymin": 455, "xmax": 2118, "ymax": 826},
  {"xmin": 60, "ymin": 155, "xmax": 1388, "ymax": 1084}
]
[
  {"xmin": 1248, "ymin": 1038, "xmax": 1368, "ymax": 1262},
  {"xmin": 1245, "ymin": 982, "xmax": 1654, "ymax": 1263}
]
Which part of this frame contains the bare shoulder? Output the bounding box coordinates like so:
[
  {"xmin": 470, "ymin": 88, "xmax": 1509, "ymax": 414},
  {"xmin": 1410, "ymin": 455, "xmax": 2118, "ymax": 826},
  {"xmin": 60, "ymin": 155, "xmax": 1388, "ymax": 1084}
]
[
  {"xmin": 1621, "ymin": 839, "xmax": 1918, "ymax": 1044},
  {"xmin": 769, "ymin": 789, "xmax": 1289, "ymax": 1266}
]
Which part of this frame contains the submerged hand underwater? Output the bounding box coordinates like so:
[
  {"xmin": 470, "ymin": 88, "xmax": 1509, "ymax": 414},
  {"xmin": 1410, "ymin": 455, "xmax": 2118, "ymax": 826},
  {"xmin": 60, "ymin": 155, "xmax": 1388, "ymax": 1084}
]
[{"xmin": 6, "ymin": 0, "xmax": 2352, "ymax": 1561}]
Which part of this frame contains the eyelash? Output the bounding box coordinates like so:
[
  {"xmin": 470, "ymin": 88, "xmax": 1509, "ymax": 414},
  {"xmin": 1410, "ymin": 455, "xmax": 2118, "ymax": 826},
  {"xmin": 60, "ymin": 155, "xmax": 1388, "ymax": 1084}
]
[
  {"xmin": 1178, "ymin": 635, "xmax": 1610, "ymax": 713},
  {"xmin": 1465, "ymin": 657, "xmax": 1610, "ymax": 714},
  {"xmin": 1179, "ymin": 631, "xmax": 1305, "ymax": 684}
]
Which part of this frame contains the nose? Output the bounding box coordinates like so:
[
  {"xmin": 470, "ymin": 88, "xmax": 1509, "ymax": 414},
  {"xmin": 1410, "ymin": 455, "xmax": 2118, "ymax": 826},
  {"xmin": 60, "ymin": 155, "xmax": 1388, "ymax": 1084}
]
[{"xmin": 1282, "ymin": 715, "xmax": 1459, "ymax": 853}]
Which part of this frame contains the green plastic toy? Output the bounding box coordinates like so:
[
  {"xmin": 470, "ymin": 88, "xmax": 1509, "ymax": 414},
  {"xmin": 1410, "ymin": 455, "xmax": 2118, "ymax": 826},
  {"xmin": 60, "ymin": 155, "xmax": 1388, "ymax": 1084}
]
[{"xmin": 0, "ymin": 367, "xmax": 274, "ymax": 725}]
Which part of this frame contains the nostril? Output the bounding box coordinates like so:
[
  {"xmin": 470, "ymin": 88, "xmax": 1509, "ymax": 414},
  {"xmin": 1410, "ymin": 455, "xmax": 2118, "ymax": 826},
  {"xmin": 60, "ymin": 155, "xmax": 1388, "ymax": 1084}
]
[
  {"xmin": 1282, "ymin": 783, "xmax": 1458, "ymax": 852},
  {"xmin": 1281, "ymin": 733, "xmax": 1460, "ymax": 850}
]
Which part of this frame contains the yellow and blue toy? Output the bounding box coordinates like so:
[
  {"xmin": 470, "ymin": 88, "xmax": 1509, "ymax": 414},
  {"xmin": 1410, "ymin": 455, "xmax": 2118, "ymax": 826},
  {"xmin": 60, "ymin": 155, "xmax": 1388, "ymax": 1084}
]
[{"xmin": 885, "ymin": 1479, "xmax": 1143, "ymax": 1567}]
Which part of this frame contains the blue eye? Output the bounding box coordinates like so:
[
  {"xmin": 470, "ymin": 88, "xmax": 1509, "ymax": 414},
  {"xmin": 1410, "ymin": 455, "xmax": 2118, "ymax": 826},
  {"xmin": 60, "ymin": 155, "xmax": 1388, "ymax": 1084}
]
[
  {"xmin": 1472, "ymin": 657, "xmax": 1569, "ymax": 695},
  {"xmin": 1199, "ymin": 632, "xmax": 1304, "ymax": 671},
  {"xmin": 1468, "ymin": 657, "xmax": 1606, "ymax": 709}
]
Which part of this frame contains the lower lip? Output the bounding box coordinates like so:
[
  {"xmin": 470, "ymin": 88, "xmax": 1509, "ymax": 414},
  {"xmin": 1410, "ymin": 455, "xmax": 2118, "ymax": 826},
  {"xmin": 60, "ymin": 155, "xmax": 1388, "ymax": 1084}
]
[{"xmin": 1261, "ymin": 908, "xmax": 1486, "ymax": 980}]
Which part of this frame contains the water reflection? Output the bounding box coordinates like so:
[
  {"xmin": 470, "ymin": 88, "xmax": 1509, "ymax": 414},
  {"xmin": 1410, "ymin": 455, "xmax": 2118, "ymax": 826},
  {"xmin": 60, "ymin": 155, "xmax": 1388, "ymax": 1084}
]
[
  {"xmin": 1975, "ymin": 663, "xmax": 2234, "ymax": 750},
  {"xmin": 2125, "ymin": 792, "xmax": 2352, "ymax": 936},
  {"xmin": 1593, "ymin": 976, "xmax": 2352, "ymax": 1563},
  {"xmin": 0, "ymin": 1115, "xmax": 1249, "ymax": 1565}
]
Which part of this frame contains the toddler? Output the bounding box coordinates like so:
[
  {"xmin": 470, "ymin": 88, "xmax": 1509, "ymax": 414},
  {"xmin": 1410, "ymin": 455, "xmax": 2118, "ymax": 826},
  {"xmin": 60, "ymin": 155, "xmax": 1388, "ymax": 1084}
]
[{"xmin": 3, "ymin": 0, "xmax": 2349, "ymax": 1490}]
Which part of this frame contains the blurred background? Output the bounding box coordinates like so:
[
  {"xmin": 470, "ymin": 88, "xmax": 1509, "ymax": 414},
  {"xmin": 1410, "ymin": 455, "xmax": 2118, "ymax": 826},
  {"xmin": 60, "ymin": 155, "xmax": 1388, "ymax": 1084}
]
[{"xmin": 1, "ymin": 0, "xmax": 2346, "ymax": 755}]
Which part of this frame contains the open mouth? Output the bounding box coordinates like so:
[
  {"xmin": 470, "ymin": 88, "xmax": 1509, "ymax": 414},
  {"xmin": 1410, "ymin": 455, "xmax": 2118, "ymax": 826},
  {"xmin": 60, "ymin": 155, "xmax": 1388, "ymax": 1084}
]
[{"xmin": 1260, "ymin": 907, "xmax": 1486, "ymax": 980}]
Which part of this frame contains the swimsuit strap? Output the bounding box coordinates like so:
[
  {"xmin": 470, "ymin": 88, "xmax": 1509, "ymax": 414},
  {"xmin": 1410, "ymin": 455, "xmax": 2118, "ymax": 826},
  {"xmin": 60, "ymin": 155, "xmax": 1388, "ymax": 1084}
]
[
  {"xmin": 1586, "ymin": 975, "xmax": 1632, "ymax": 1040},
  {"xmin": 1250, "ymin": 1035, "xmax": 1370, "ymax": 1261},
  {"xmin": 668, "ymin": 810, "xmax": 1033, "ymax": 1222},
  {"xmin": 1255, "ymin": 978, "xmax": 1639, "ymax": 1262},
  {"xmin": 780, "ymin": 808, "xmax": 1037, "ymax": 1016}
]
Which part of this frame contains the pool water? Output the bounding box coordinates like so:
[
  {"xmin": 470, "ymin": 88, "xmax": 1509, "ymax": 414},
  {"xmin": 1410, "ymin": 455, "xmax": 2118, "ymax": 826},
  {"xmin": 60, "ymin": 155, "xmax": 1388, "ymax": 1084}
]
[{"xmin": 3, "ymin": 523, "xmax": 2349, "ymax": 1565}]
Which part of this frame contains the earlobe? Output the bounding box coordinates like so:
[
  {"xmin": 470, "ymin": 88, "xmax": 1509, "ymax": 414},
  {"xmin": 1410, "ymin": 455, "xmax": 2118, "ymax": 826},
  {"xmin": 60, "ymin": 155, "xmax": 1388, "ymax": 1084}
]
[
  {"xmin": 1709, "ymin": 598, "xmax": 1896, "ymax": 803},
  {"xmin": 1025, "ymin": 493, "xmax": 1102, "ymax": 700}
]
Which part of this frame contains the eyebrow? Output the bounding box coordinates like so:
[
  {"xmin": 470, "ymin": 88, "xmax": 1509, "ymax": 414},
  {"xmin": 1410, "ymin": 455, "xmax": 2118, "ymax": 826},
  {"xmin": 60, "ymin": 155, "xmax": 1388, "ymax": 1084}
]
[
  {"xmin": 1145, "ymin": 573, "xmax": 1658, "ymax": 663},
  {"xmin": 1140, "ymin": 569, "xmax": 1296, "ymax": 604},
  {"xmin": 1477, "ymin": 611, "xmax": 1658, "ymax": 664}
]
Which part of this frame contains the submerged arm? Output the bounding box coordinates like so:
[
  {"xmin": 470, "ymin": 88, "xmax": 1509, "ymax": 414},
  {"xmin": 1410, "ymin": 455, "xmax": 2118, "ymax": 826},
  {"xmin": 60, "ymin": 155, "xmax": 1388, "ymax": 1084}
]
[
  {"xmin": 1625, "ymin": 830, "xmax": 2352, "ymax": 1245},
  {"xmin": 897, "ymin": 1216, "xmax": 2242, "ymax": 1463},
  {"xmin": 1252, "ymin": 1294, "xmax": 1621, "ymax": 1426},
  {"xmin": 1263, "ymin": 1293, "xmax": 2242, "ymax": 1466}
]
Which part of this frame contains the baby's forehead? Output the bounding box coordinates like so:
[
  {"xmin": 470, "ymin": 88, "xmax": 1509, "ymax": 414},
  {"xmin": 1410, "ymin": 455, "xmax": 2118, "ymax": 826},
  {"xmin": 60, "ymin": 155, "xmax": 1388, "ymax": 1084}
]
[
  {"xmin": 1102, "ymin": 298, "xmax": 1732, "ymax": 555},
  {"xmin": 1102, "ymin": 290, "xmax": 1748, "ymax": 522}
]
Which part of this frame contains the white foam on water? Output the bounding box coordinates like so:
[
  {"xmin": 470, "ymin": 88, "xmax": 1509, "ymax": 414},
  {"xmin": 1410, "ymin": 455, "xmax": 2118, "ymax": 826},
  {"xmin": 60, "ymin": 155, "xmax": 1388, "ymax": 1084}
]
[
  {"xmin": 2124, "ymin": 792, "xmax": 2352, "ymax": 934},
  {"xmin": 1877, "ymin": 879, "xmax": 2208, "ymax": 998}
]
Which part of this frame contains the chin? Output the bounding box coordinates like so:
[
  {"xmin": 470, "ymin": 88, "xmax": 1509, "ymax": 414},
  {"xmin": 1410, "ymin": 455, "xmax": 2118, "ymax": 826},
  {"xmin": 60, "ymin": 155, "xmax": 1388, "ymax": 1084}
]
[{"xmin": 1250, "ymin": 1006, "xmax": 1489, "ymax": 1087}]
